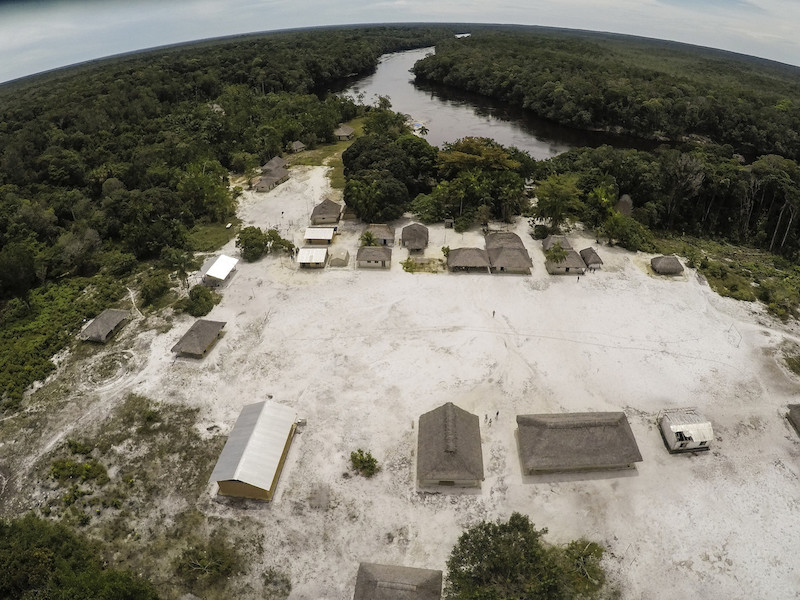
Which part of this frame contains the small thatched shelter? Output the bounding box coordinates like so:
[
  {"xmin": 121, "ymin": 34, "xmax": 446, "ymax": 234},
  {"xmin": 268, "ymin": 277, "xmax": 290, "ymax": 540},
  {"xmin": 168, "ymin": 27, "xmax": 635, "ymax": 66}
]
[
  {"xmin": 357, "ymin": 246, "xmax": 392, "ymax": 268},
  {"xmin": 447, "ymin": 248, "xmax": 490, "ymax": 273},
  {"xmin": 262, "ymin": 156, "xmax": 287, "ymax": 172},
  {"xmin": 418, "ymin": 402, "xmax": 483, "ymax": 487},
  {"xmin": 171, "ymin": 320, "xmax": 226, "ymax": 358},
  {"xmin": 658, "ymin": 408, "xmax": 713, "ymax": 453},
  {"xmin": 80, "ymin": 309, "xmax": 129, "ymax": 343},
  {"xmin": 353, "ymin": 563, "xmax": 443, "ymax": 600},
  {"xmin": 329, "ymin": 247, "xmax": 349, "ymax": 267},
  {"xmin": 310, "ymin": 198, "xmax": 342, "ymax": 225},
  {"xmin": 616, "ymin": 193, "xmax": 633, "ymax": 216},
  {"xmin": 545, "ymin": 250, "xmax": 586, "ymax": 275},
  {"xmin": 651, "ymin": 255, "xmax": 684, "ymax": 275},
  {"xmin": 787, "ymin": 404, "xmax": 800, "ymax": 437},
  {"xmin": 402, "ymin": 223, "xmax": 429, "ymax": 251},
  {"xmin": 333, "ymin": 124, "xmax": 355, "ymax": 140},
  {"xmin": 488, "ymin": 247, "xmax": 532, "ymax": 274},
  {"xmin": 542, "ymin": 235, "xmax": 572, "ymax": 251},
  {"xmin": 516, "ymin": 412, "xmax": 643, "ymax": 473},
  {"xmin": 290, "ymin": 140, "xmax": 306, "ymax": 153},
  {"xmin": 254, "ymin": 167, "xmax": 289, "ymax": 192},
  {"xmin": 579, "ymin": 247, "xmax": 603, "ymax": 269},
  {"xmin": 365, "ymin": 224, "xmax": 395, "ymax": 246}
]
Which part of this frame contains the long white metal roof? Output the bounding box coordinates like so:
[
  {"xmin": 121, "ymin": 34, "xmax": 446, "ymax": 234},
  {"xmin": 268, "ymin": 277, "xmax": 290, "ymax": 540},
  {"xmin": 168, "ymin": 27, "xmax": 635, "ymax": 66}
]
[
  {"xmin": 298, "ymin": 247, "xmax": 328, "ymax": 263},
  {"xmin": 209, "ymin": 401, "xmax": 297, "ymax": 492},
  {"xmin": 304, "ymin": 227, "xmax": 335, "ymax": 241},
  {"xmin": 205, "ymin": 254, "xmax": 239, "ymax": 281}
]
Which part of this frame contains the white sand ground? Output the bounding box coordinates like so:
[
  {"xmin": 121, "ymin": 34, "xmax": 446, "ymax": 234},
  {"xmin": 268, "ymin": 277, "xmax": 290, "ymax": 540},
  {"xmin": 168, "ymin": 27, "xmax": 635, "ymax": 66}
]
[{"xmin": 27, "ymin": 165, "xmax": 800, "ymax": 598}]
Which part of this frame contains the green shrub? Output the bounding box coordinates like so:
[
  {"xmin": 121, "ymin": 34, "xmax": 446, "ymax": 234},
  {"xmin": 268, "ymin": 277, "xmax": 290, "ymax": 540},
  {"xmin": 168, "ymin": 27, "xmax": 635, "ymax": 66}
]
[
  {"xmin": 531, "ymin": 224, "xmax": 550, "ymax": 240},
  {"xmin": 183, "ymin": 285, "xmax": 218, "ymax": 317},
  {"xmin": 350, "ymin": 449, "xmax": 380, "ymax": 477},
  {"xmin": 175, "ymin": 536, "xmax": 243, "ymax": 589},
  {"xmin": 139, "ymin": 272, "xmax": 170, "ymax": 306},
  {"xmin": 51, "ymin": 458, "xmax": 110, "ymax": 485}
]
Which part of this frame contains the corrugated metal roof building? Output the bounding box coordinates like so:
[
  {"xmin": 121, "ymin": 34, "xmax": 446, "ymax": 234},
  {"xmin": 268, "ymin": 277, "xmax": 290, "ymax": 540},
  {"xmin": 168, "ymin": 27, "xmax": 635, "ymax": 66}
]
[
  {"xmin": 658, "ymin": 407, "xmax": 713, "ymax": 453},
  {"xmin": 204, "ymin": 254, "xmax": 239, "ymax": 285},
  {"xmin": 210, "ymin": 401, "xmax": 297, "ymax": 501}
]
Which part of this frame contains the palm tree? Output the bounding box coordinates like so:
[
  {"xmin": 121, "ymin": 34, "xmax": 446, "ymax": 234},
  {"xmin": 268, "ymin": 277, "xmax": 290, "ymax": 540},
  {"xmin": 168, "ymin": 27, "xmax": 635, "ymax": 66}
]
[{"xmin": 360, "ymin": 231, "xmax": 378, "ymax": 246}]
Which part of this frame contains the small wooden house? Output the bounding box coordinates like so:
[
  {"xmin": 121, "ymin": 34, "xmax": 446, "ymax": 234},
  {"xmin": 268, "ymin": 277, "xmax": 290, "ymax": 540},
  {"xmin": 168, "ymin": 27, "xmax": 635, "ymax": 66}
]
[
  {"xmin": 579, "ymin": 247, "xmax": 603, "ymax": 270},
  {"xmin": 651, "ymin": 255, "xmax": 684, "ymax": 275},
  {"xmin": 310, "ymin": 198, "xmax": 342, "ymax": 225},
  {"xmin": 171, "ymin": 320, "xmax": 226, "ymax": 358},
  {"xmin": 333, "ymin": 124, "xmax": 355, "ymax": 141},
  {"xmin": 209, "ymin": 401, "xmax": 297, "ymax": 501},
  {"xmin": 297, "ymin": 247, "xmax": 328, "ymax": 268},
  {"xmin": 357, "ymin": 246, "xmax": 391, "ymax": 268},
  {"xmin": 402, "ymin": 223, "xmax": 429, "ymax": 251},
  {"xmin": 353, "ymin": 563, "xmax": 442, "ymax": 600},
  {"xmin": 80, "ymin": 309, "xmax": 129, "ymax": 343},
  {"xmin": 290, "ymin": 140, "xmax": 306, "ymax": 153},
  {"xmin": 417, "ymin": 402, "xmax": 483, "ymax": 488},
  {"xmin": 365, "ymin": 223, "xmax": 394, "ymax": 246},
  {"xmin": 658, "ymin": 408, "xmax": 713, "ymax": 453},
  {"xmin": 545, "ymin": 249, "xmax": 587, "ymax": 275},
  {"xmin": 447, "ymin": 248, "xmax": 490, "ymax": 273}
]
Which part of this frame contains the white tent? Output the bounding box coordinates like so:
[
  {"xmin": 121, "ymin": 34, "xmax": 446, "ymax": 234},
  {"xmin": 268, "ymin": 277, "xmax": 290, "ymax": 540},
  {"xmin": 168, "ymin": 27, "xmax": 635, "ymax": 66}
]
[
  {"xmin": 209, "ymin": 401, "xmax": 297, "ymax": 500},
  {"xmin": 204, "ymin": 254, "xmax": 239, "ymax": 284}
]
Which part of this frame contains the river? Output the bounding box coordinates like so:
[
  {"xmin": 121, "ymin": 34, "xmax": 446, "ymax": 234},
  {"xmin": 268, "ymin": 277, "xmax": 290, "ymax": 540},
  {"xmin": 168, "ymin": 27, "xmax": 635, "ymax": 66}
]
[{"xmin": 340, "ymin": 47, "xmax": 656, "ymax": 160}]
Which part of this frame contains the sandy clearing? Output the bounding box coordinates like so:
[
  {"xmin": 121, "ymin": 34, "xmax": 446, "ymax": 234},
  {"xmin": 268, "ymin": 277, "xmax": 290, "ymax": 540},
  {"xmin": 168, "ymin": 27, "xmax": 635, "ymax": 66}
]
[{"xmin": 10, "ymin": 165, "xmax": 800, "ymax": 598}]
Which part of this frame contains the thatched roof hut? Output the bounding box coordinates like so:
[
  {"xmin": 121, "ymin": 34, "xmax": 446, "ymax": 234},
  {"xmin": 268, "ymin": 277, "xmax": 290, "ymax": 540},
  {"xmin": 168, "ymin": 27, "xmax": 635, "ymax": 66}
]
[
  {"xmin": 485, "ymin": 231, "xmax": 525, "ymax": 249},
  {"xmin": 488, "ymin": 247, "xmax": 532, "ymax": 273},
  {"xmin": 365, "ymin": 223, "xmax": 395, "ymax": 246},
  {"xmin": 353, "ymin": 563, "xmax": 443, "ymax": 600},
  {"xmin": 516, "ymin": 412, "xmax": 643, "ymax": 473},
  {"xmin": 310, "ymin": 198, "xmax": 342, "ymax": 225},
  {"xmin": 542, "ymin": 235, "xmax": 572, "ymax": 251},
  {"xmin": 579, "ymin": 247, "xmax": 603, "ymax": 268},
  {"xmin": 447, "ymin": 248, "xmax": 490, "ymax": 272},
  {"xmin": 290, "ymin": 140, "xmax": 306, "ymax": 153},
  {"xmin": 333, "ymin": 124, "xmax": 355, "ymax": 140},
  {"xmin": 545, "ymin": 249, "xmax": 586, "ymax": 275},
  {"xmin": 616, "ymin": 193, "xmax": 633, "ymax": 216},
  {"xmin": 171, "ymin": 320, "xmax": 226, "ymax": 358},
  {"xmin": 357, "ymin": 246, "xmax": 392, "ymax": 268},
  {"xmin": 651, "ymin": 255, "xmax": 684, "ymax": 275},
  {"xmin": 787, "ymin": 404, "xmax": 800, "ymax": 438},
  {"xmin": 418, "ymin": 402, "xmax": 483, "ymax": 487},
  {"xmin": 80, "ymin": 309, "xmax": 129, "ymax": 343},
  {"xmin": 262, "ymin": 156, "xmax": 287, "ymax": 172},
  {"xmin": 254, "ymin": 167, "xmax": 289, "ymax": 192},
  {"xmin": 402, "ymin": 223, "xmax": 429, "ymax": 250}
]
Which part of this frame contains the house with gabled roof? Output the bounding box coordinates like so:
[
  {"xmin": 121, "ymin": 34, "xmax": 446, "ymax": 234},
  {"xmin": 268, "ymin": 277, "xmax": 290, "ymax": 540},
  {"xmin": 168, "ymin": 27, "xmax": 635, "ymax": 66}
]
[
  {"xmin": 447, "ymin": 248, "xmax": 490, "ymax": 273},
  {"xmin": 310, "ymin": 198, "xmax": 342, "ymax": 225},
  {"xmin": 402, "ymin": 223, "xmax": 429, "ymax": 251},
  {"xmin": 79, "ymin": 309, "xmax": 129, "ymax": 343},
  {"xmin": 171, "ymin": 319, "xmax": 226, "ymax": 358},
  {"xmin": 353, "ymin": 563, "xmax": 442, "ymax": 600},
  {"xmin": 418, "ymin": 402, "xmax": 483, "ymax": 487}
]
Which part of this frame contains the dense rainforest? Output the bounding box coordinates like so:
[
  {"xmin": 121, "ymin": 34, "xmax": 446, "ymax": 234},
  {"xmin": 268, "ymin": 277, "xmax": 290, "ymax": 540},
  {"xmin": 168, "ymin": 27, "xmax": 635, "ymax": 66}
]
[
  {"xmin": 0, "ymin": 25, "xmax": 458, "ymax": 407},
  {"xmin": 413, "ymin": 29, "xmax": 800, "ymax": 161}
]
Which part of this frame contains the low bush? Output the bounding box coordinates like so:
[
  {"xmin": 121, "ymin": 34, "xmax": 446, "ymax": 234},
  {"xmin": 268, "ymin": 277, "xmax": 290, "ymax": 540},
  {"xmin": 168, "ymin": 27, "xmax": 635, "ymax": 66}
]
[{"xmin": 350, "ymin": 449, "xmax": 380, "ymax": 478}]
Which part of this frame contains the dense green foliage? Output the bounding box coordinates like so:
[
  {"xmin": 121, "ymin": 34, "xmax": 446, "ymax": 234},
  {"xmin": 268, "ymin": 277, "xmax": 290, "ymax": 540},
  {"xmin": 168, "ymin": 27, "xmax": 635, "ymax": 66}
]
[
  {"xmin": 445, "ymin": 512, "xmax": 606, "ymax": 599},
  {"xmin": 413, "ymin": 29, "xmax": 800, "ymax": 160},
  {"xmin": 181, "ymin": 284, "xmax": 219, "ymax": 317},
  {"xmin": 350, "ymin": 449, "xmax": 380, "ymax": 477},
  {"xmin": 0, "ymin": 514, "xmax": 159, "ymax": 599},
  {"xmin": 236, "ymin": 226, "xmax": 295, "ymax": 261}
]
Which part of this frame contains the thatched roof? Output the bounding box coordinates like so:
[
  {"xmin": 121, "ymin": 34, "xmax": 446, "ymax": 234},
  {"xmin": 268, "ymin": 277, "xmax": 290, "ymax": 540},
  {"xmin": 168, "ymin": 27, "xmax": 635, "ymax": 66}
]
[
  {"xmin": 80, "ymin": 309, "xmax": 129, "ymax": 343},
  {"xmin": 447, "ymin": 248, "xmax": 489, "ymax": 269},
  {"xmin": 616, "ymin": 193, "xmax": 633, "ymax": 216},
  {"xmin": 516, "ymin": 412, "xmax": 643, "ymax": 473},
  {"xmin": 402, "ymin": 223, "xmax": 429, "ymax": 250},
  {"xmin": 418, "ymin": 403, "xmax": 483, "ymax": 484},
  {"xmin": 545, "ymin": 250, "xmax": 586, "ymax": 273},
  {"xmin": 651, "ymin": 255, "xmax": 684, "ymax": 275},
  {"xmin": 262, "ymin": 156, "xmax": 287, "ymax": 172},
  {"xmin": 171, "ymin": 320, "xmax": 226, "ymax": 357},
  {"xmin": 366, "ymin": 223, "xmax": 394, "ymax": 242},
  {"xmin": 788, "ymin": 404, "xmax": 800, "ymax": 437},
  {"xmin": 357, "ymin": 246, "xmax": 392, "ymax": 262},
  {"xmin": 579, "ymin": 247, "xmax": 603, "ymax": 267},
  {"xmin": 353, "ymin": 563, "xmax": 442, "ymax": 600},
  {"xmin": 334, "ymin": 124, "xmax": 355, "ymax": 137},
  {"xmin": 310, "ymin": 198, "xmax": 341, "ymax": 221},
  {"xmin": 485, "ymin": 231, "xmax": 525, "ymax": 249},
  {"xmin": 255, "ymin": 167, "xmax": 289, "ymax": 191},
  {"xmin": 542, "ymin": 235, "xmax": 572, "ymax": 251},
  {"xmin": 290, "ymin": 140, "xmax": 305, "ymax": 152},
  {"xmin": 488, "ymin": 247, "xmax": 532, "ymax": 270}
]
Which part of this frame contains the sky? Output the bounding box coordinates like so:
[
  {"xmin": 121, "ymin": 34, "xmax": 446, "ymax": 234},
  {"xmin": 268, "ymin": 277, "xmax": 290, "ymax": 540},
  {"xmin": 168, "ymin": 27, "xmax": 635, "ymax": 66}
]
[{"xmin": 1, "ymin": 0, "xmax": 799, "ymax": 83}]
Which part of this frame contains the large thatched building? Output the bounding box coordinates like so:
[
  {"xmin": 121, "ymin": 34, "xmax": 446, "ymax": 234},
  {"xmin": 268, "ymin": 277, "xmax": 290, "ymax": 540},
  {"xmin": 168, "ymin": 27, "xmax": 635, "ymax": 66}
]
[
  {"xmin": 545, "ymin": 250, "xmax": 587, "ymax": 275},
  {"xmin": 579, "ymin": 247, "xmax": 603, "ymax": 270},
  {"xmin": 516, "ymin": 412, "xmax": 643, "ymax": 473},
  {"xmin": 542, "ymin": 235, "xmax": 572, "ymax": 251},
  {"xmin": 79, "ymin": 309, "xmax": 129, "ymax": 343},
  {"xmin": 417, "ymin": 402, "xmax": 483, "ymax": 487},
  {"xmin": 357, "ymin": 246, "xmax": 392, "ymax": 268},
  {"xmin": 402, "ymin": 223, "xmax": 429, "ymax": 251},
  {"xmin": 485, "ymin": 232, "xmax": 532, "ymax": 274},
  {"xmin": 310, "ymin": 198, "xmax": 342, "ymax": 225},
  {"xmin": 447, "ymin": 248, "xmax": 490, "ymax": 273},
  {"xmin": 171, "ymin": 320, "xmax": 226, "ymax": 358},
  {"xmin": 651, "ymin": 255, "xmax": 684, "ymax": 275},
  {"xmin": 209, "ymin": 401, "xmax": 297, "ymax": 501},
  {"xmin": 353, "ymin": 563, "xmax": 442, "ymax": 600}
]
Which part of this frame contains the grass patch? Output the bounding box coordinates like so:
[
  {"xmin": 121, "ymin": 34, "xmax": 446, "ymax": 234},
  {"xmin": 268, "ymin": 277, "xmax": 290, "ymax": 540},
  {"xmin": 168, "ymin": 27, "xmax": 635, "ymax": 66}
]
[
  {"xmin": 290, "ymin": 117, "xmax": 366, "ymax": 189},
  {"xmin": 187, "ymin": 218, "xmax": 242, "ymax": 252}
]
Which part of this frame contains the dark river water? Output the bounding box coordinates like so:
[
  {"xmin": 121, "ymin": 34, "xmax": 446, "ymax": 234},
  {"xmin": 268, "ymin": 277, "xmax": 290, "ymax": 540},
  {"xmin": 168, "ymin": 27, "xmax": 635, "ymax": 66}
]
[{"xmin": 340, "ymin": 47, "xmax": 655, "ymax": 160}]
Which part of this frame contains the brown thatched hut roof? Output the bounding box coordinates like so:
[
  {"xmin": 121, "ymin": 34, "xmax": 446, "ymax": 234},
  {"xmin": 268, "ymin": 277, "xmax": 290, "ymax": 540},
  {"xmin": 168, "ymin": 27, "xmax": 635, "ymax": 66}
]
[
  {"xmin": 171, "ymin": 320, "xmax": 226, "ymax": 358},
  {"xmin": 579, "ymin": 247, "xmax": 603, "ymax": 267},
  {"xmin": 334, "ymin": 124, "xmax": 355, "ymax": 138},
  {"xmin": 516, "ymin": 412, "xmax": 642, "ymax": 473},
  {"xmin": 353, "ymin": 563, "xmax": 443, "ymax": 600},
  {"xmin": 402, "ymin": 223, "xmax": 429, "ymax": 250},
  {"xmin": 485, "ymin": 231, "xmax": 525, "ymax": 249},
  {"xmin": 488, "ymin": 247, "xmax": 533, "ymax": 271},
  {"xmin": 651, "ymin": 255, "xmax": 684, "ymax": 275},
  {"xmin": 357, "ymin": 246, "xmax": 392, "ymax": 262},
  {"xmin": 290, "ymin": 140, "xmax": 305, "ymax": 152},
  {"xmin": 418, "ymin": 402, "xmax": 483, "ymax": 485},
  {"xmin": 447, "ymin": 248, "xmax": 490, "ymax": 270},
  {"xmin": 542, "ymin": 235, "xmax": 572, "ymax": 251},
  {"xmin": 310, "ymin": 198, "xmax": 341, "ymax": 222},
  {"xmin": 545, "ymin": 249, "xmax": 586, "ymax": 274},
  {"xmin": 80, "ymin": 309, "xmax": 129, "ymax": 343},
  {"xmin": 366, "ymin": 223, "xmax": 395, "ymax": 243},
  {"xmin": 616, "ymin": 194, "xmax": 633, "ymax": 216},
  {"xmin": 262, "ymin": 156, "xmax": 287, "ymax": 172},
  {"xmin": 787, "ymin": 404, "xmax": 800, "ymax": 437},
  {"xmin": 254, "ymin": 167, "xmax": 289, "ymax": 192}
]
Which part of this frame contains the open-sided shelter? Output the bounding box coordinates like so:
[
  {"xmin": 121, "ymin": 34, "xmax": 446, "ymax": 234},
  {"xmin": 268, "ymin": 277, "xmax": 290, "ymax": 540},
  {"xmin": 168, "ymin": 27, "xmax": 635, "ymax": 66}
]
[
  {"xmin": 334, "ymin": 124, "xmax": 355, "ymax": 140},
  {"xmin": 545, "ymin": 250, "xmax": 587, "ymax": 275},
  {"xmin": 304, "ymin": 227, "xmax": 336, "ymax": 245},
  {"xmin": 297, "ymin": 247, "xmax": 328, "ymax": 268},
  {"xmin": 786, "ymin": 404, "xmax": 800, "ymax": 437},
  {"xmin": 310, "ymin": 198, "xmax": 342, "ymax": 225},
  {"xmin": 651, "ymin": 255, "xmax": 684, "ymax": 275},
  {"xmin": 516, "ymin": 412, "xmax": 643, "ymax": 473},
  {"xmin": 447, "ymin": 248, "xmax": 490, "ymax": 273},
  {"xmin": 209, "ymin": 401, "xmax": 297, "ymax": 501},
  {"xmin": 402, "ymin": 223, "xmax": 429, "ymax": 251},
  {"xmin": 171, "ymin": 319, "xmax": 226, "ymax": 358},
  {"xmin": 365, "ymin": 224, "xmax": 395, "ymax": 246},
  {"xmin": 579, "ymin": 247, "xmax": 603, "ymax": 269},
  {"xmin": 357, "ymin": 246, "xmax": 392, "ymax": 268},
  {"xmin": 418, "ymin": 402, "xmax": 483, "ymax": 487},
  {"xmin": 658, "ymin": 408, "xmax": 713, "ymax": 453},
  {"xmin": 203, "ymin": 254, "xmax": 239, "ymax": 286},
  {"xmin": 353, "ymin": 563, "xmax": 443, "ymax": 600},
  {"xmin": 80, "ymin": 309, "xmax": 129, "ymax": 343}
]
